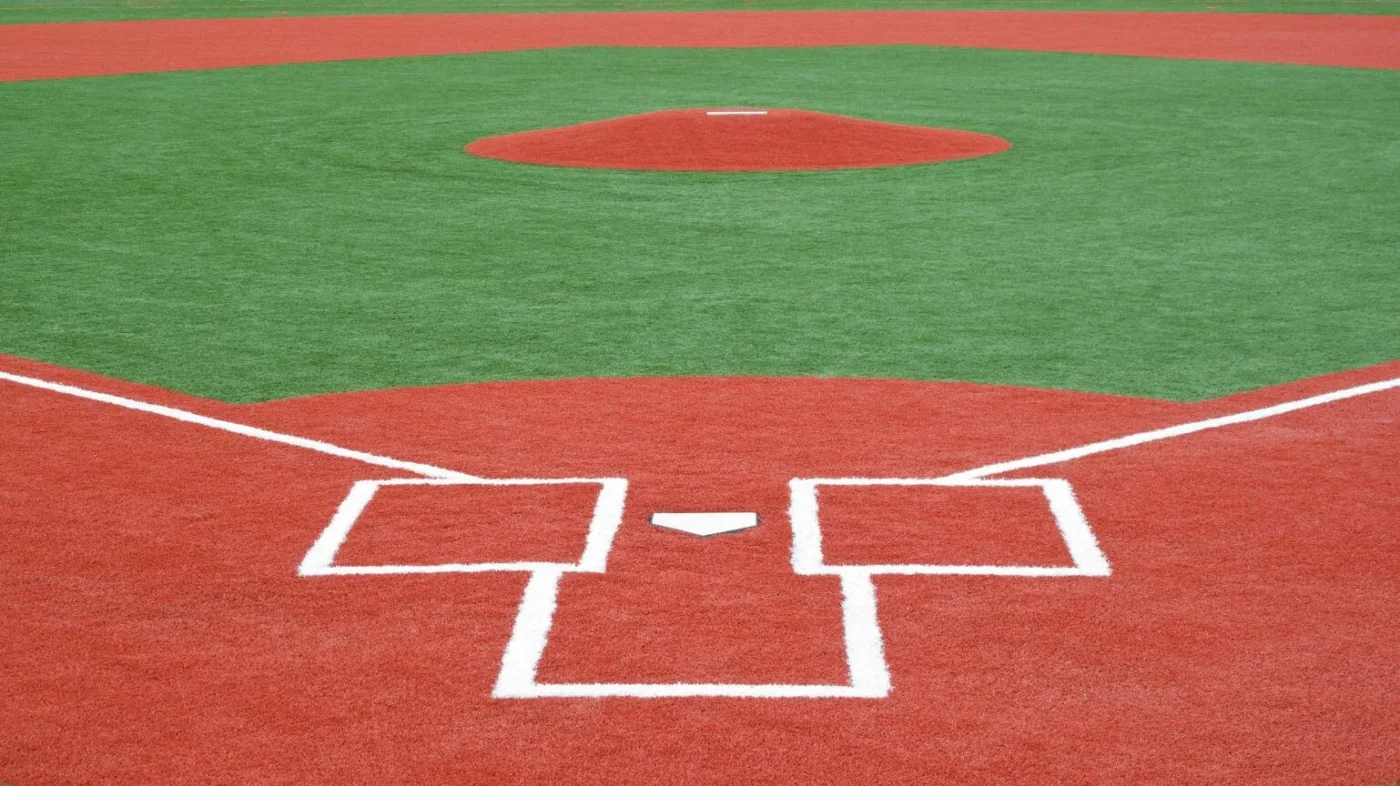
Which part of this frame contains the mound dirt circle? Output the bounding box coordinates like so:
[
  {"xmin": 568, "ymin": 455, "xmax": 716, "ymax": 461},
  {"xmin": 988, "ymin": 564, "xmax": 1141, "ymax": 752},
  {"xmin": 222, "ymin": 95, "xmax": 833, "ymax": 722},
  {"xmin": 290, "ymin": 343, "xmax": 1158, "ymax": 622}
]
[{"xmin": 465, "ymin": 108, "xmax": 1011, "ymax": 171}]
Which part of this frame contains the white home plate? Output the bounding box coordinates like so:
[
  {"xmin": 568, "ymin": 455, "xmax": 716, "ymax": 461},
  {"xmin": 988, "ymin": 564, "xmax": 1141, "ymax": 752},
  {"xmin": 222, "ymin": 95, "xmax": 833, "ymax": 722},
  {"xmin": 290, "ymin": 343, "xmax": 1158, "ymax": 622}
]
[{"xmin": 650, "ymin": 512, "xmax": 759, "ymax": 537}]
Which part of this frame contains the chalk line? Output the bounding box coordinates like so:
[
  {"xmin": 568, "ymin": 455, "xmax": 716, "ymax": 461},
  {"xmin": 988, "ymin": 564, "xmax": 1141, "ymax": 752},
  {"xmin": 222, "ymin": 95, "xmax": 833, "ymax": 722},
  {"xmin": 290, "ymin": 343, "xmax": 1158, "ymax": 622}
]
[
  {"xmin": 298, "ymin": 476, "xmax": 627, "ymax": 577},
  {"xmin": 7, "ymin": 366, "xmax": 1391, "ymax": 486},
  {"xmin": 0, "ymin": 370, "xmax": 474, "ymax": 480},
  {"xmin": 493, "ymin": 566, "xmax": 891, "ymax": 699},
  {"xmin": 944, "ymin": 376, "xmax": 1400, "ymax": 481}
]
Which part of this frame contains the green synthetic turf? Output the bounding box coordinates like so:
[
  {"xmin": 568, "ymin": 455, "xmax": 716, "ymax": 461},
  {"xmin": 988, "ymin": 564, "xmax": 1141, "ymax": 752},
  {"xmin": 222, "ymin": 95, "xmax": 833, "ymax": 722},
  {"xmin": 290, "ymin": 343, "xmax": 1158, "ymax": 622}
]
[
  {"xmin": 2, "ymin": 47, "xmax": 1397, "ymax": 402},
  {"xmin": 1, "ymin": 0, "xmax": 1398, "ymax": 22}
]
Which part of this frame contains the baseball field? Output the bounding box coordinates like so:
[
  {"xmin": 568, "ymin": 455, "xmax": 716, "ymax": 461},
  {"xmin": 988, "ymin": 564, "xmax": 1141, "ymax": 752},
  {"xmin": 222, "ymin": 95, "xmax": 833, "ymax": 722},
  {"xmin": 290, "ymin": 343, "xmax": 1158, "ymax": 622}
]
[{"xmin": 2, "ymin": 2, "xmax": 1397, "ymax": 784}]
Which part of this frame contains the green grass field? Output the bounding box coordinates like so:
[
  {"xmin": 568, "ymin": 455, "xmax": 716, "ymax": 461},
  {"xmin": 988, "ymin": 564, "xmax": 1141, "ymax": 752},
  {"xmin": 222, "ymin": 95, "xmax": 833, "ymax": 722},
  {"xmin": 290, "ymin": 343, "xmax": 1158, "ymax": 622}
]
[
  {"xmin": 1, "ymin": 0, "xmax": 1398, "ymax": 22},
  {"xmin": 4, "ymin": 45, "xmax": 1396, "ymax": 401}
]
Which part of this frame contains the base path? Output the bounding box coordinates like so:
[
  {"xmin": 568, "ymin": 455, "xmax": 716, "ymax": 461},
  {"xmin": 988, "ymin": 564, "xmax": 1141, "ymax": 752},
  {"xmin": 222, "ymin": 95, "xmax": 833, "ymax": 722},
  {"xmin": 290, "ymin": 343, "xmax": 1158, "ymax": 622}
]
[
  {"xmin": 2, "ymin": 10, "xmax": 1399, "ymax": 83},
  {"xmin": 2, "ymin": 354, "xmax": 1397, "ymax": 785}
]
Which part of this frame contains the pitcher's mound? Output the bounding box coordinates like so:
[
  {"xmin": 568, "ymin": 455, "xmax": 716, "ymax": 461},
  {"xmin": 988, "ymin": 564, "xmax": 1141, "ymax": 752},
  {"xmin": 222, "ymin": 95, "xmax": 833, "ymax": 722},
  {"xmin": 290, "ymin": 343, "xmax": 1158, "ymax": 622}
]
[{"xmin": 465, "ymin": 108, "xmax": 1010, "ymax": 172}]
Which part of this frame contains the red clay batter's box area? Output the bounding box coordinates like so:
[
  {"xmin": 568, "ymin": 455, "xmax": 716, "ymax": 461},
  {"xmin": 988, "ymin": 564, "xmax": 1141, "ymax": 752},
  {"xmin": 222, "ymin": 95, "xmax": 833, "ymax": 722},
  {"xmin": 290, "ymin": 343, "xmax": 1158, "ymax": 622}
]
[{"xmin": 304, "ymin": 473, "xmax": 1107, "ymax": 698}]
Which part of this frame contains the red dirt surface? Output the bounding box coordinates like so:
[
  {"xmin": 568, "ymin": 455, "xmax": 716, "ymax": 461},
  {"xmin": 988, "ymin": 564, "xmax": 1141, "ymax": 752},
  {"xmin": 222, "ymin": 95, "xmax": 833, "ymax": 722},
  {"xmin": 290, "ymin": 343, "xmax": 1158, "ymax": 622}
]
[
  {"xmin": 466, "ymin": 108, "xmax": 1010, "ymax": 171},
  {"xmin": 817, "ymin": 483, "xmax": 1072, "ymax": 566},
  {"xmin": 2, "ymin": 11, "xmax": 1399, "ymax": 83},
  {"xmin": 2, "ymin": 353, "xmax": 1397, "ymax": 785},
  {"xmin": 337, "ymin": 482, "xmax": 601, "ymax": 566}
]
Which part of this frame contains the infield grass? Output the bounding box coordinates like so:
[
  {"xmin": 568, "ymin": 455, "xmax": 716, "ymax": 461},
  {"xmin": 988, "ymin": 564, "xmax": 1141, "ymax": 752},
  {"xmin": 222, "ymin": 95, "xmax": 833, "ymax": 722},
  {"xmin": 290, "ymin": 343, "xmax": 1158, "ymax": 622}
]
[{"xmin": 2, "ymin": 46, "xmax": 1397, "ymax": 401}]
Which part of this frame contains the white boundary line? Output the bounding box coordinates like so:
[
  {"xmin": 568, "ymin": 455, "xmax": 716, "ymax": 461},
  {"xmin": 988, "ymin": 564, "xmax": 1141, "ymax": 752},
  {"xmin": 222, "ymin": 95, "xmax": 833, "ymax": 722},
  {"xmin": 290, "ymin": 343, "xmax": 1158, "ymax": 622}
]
[
  {"xmin": 298, "ymin": 477, "xmax": 628, "ymax": 577},
  {"xmin": 944, "ymin": 376, "xmax": 1400, "ymax": 481},
  {"xmin": 0, "ymin": 370, "xmax": 474, "ymax": 480},
  {"xmin": 493, "ymin": 568, "xmax": 889, "ymax": 699},
  {"xmin": 788, "ymin": 477, "xmax": 1109, "ymax": 578}
]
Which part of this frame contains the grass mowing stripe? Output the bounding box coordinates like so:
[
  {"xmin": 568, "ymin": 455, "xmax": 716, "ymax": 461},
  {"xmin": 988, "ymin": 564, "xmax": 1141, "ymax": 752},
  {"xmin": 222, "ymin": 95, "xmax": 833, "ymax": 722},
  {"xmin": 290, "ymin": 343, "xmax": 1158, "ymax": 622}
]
[{"xmin": 2, "ymin": 46, "xmax": 1397, "ymax": 402}]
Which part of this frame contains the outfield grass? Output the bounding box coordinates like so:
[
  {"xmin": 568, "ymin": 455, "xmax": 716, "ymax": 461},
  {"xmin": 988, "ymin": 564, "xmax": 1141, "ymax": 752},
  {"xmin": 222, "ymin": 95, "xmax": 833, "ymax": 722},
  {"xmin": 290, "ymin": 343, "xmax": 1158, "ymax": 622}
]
[
  {"xmin": 2, "ymin": 46, "xmax": 1397, "ymax": 402},
  {"xmin": 1, "ymin": 0, "xmax": 1398, "ymax": 23}
]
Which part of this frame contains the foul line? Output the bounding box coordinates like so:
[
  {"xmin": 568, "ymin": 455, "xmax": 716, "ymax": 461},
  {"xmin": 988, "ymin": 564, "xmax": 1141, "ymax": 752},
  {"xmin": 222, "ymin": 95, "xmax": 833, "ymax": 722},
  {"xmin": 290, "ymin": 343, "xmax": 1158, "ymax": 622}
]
[
  {"xmin": 0, "ymin": 370, "xmax": 475, "ymax": 480},
  {"xmin": 4, "ymin": 368, "xmax": 1394, "ymax": 487},
  {"xmin": 944, "ymin": 376, "xmax": 1400, "ymax": 481}
]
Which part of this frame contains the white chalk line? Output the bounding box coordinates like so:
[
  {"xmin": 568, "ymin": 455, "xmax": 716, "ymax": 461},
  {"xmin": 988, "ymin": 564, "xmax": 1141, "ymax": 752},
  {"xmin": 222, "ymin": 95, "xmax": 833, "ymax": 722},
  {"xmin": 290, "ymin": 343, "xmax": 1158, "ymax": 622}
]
[
  {"xmin": 789, "ymin": 477, "xmax": 1109, "ymax": 579},
  {"xmin": 494, "ymin": 567, "xmax": 565, "ymax": 697},
  {"xmin": 298, "ymin": 476, "xmax": 628, "ymax": 577},
  {"xmin": 0, "ymin": 369, "xmax": 475, "ymax": 480},
  {"xmin": 944, "ymin": 376, "xmax": 1400, "ymax": 481},
  {"xmin": 493, "ymin": 567, "xmax": 889, "ymax": 699}
]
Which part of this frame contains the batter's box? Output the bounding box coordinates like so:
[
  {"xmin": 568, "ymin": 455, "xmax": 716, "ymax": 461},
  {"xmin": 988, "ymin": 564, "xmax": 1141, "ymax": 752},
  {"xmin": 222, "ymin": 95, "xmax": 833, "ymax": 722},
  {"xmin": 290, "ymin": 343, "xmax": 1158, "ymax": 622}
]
[
  {"xmin": 299, "ymin": 477, "xmax": 627, "ymax": 576},
  {"xmin": 788, "ymin": 478, "xmax": 1110, "ymax": 577}
]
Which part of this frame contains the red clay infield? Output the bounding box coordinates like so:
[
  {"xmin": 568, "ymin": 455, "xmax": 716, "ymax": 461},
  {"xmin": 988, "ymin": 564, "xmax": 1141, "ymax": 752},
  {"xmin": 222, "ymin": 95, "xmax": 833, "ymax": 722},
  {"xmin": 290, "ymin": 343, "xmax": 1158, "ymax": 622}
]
[
  {"xmin": 2, "ymin": 11, "xmax": 1399, "ymax": 83},
  {"xmin": 2, "ymin": 353, "xmax": 1397, "ymax": 785},
  {"xmin": 466, "ymin": 109, "xmax": 1010, "ymax": 171}
]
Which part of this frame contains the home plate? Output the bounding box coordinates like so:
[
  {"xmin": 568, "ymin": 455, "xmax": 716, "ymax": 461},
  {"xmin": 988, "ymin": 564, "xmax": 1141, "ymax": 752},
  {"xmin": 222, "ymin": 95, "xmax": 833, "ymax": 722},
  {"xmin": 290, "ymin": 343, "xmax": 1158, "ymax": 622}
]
[{"xmin": 650, "ymin": 512, "xmax": 759, "ymax": 537}]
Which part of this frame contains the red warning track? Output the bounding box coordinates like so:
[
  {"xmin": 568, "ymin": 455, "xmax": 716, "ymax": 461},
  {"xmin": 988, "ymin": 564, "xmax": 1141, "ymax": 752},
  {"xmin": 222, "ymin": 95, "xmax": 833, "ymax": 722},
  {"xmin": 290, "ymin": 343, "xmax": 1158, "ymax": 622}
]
[
  {"xmin": 2, "ymin": 353, "xmax": 1397, "ymax": 785},
  {"xmin": 2, "ymin": 10, "xmax": 1399, "ymax": 83},
  {"xmin": 466, "ymin": 108, "xmax": 1011, "ymax": 171}
]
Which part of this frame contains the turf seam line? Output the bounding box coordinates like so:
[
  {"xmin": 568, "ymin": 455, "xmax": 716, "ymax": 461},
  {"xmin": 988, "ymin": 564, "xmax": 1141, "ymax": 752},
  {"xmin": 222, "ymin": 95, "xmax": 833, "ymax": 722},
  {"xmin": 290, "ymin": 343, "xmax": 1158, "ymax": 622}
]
[{"xmin": 0, "ymin": 370, "xmax": 475, "ymax": 480}]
